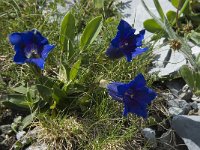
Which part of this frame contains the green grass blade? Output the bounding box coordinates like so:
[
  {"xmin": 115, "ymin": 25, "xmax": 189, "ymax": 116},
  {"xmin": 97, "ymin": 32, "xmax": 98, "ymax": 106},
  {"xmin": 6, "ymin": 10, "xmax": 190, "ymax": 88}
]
[
  {"xmin": 93, "ymin": 0, "xmax": 104, "ymax": 8},
  {"xmin": 70, "ymin": 59, "xmax": 82, "ymax": 81},
  {"xmin": 153, "ymin": 0, "xmax": 165, "ymax": 21}
]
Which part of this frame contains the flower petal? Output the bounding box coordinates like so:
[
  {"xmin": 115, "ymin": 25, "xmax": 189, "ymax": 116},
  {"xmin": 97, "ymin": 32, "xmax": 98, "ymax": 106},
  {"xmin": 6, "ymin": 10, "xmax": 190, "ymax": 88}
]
[
  {"xmin": 123, "ymin": 96, "xmax": 148, "ymax": 118},
  {"xmin": 117, "ymin": 84, "xmax": 129, "ymax": 96},
  {"xmin": 21, "ymin": 31, "xmax": 35, "ymax": 45},
  {"xmin": 135, "ymin": 29, "xmax": 145, "ymax": 47},
  {"xmin": 107, "ymin": 82, "xmax": 124, "ymax": 102},
  {"xmin": 128, "ymin": 73, "xmax": 146, "ymax": 89},
  {"xmin": 13, "ymin": 45, "xmax": 26, "ymax": 64},
  {"xmin": 132, "ymin": 47, "xmax": 148, "ymax": 58},
  {"xmin": 9, "ymin": 33, "xmax": 22, "ymax": 45},
  {"xmin": 26, "ymin": 58, "xmax": 45, "ymax": 70},
  {"xmin": 123, "ymin": 50, "xmax": 133, "ymax": 62},
  {"xmin": 105, "ymin": 44, "xmax": 124, "ymax": 59},
  {"xmin": 118, "ymin": 19, "xmax": 135, "ymax": 38},
  {"xmin": 41, "ymin": 44, "xmax": 55, "ymax": 59},
  {"xmin": 33, "ymin": 30, "xmax": 49, "ymax": 45},
  {"xmin": 134, "ymin": 87, "xmax": 157, "ymax": 104},
  {"xmin": 110, "ymin": 31, "xmax": 121, "ymax": 48}
]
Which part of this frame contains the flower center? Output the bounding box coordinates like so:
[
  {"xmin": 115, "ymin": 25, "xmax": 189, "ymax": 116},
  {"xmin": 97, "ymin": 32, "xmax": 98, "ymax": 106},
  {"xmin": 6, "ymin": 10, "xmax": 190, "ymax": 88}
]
[
  {"xmin": 120, "ymin": 42, "xmax": 129, "ymax": 48},
  {"xmin": 169, "ymin": 39, "xmax": 181, "ymax": 50},
  {"xmin": 125, "ymin": 92, "xmax": 134, "ymax": 99},
  {"xmin": 26, "ymin": 49, "xmax": 40, "ymax": 59}
]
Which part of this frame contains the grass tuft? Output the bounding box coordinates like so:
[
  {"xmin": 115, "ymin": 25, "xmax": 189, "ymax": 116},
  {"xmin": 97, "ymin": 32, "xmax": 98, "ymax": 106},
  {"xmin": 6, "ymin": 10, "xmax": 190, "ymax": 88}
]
[{"xmin": 33, "ymin": 114, "xmax": 86, "ymax": 150}]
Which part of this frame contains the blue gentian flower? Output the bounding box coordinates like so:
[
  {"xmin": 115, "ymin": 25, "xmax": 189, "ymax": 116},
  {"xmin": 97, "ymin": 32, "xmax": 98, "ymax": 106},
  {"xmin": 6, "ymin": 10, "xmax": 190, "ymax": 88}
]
[
  {"xmin": 9, "ymin": 30, "xmax": 55, "ymax": 69},
  {"xmin": 106, "ymin": 19, "xmax": 148, "ymax": 62},
  {"xmin": 107, "ymin": 74, "xmax": 157, "ymax": 118}
]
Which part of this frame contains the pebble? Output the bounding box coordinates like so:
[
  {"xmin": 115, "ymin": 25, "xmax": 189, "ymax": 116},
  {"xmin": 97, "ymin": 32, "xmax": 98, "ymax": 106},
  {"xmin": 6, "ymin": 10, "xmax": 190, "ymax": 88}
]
[
  {"xmin": 0, "ymin": 125, "xmax": 12, "ymax": 135},
  {"xmin": 142, "ymin": 128, "xmax": 157, "ymax": 147},
  {"xmin": 16, "ymin": 131, "xmax": 26, "ymax": 140}
]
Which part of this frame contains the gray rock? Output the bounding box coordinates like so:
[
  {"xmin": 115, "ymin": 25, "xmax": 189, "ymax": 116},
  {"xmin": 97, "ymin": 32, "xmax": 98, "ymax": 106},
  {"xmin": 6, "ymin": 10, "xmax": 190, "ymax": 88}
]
[
  {"xmin": 159, "ymin": 130, "xmax": 175, "ymax": 149},
  {"xmin": 167, "ymin": 99, "xmax": 188, "ymax": 108},
  {"xmin": 168, "ymin": 99, "xmax": 191, "ymax": 115},
  {"xmin": 178, "ymin": 85, "xmax": 193, "ymax": 101},
  {"xmin": 13, "ymin": 127, "xmax": 42, "ymax": 149},
  {"xmin": 25, "ymin": 142, "xmax": 48, "ymax": 150},
  {"xmin": 192, "ymin": 95, "xmax": 200, "ymax": 102},
  {"xmin": 0, "ymin": 125, "xmax": 12, "ymax": 135},
  {"xmin": 0, "ymin": 135, "xmax": 4, "ymax": 142},
  {"xmin": 0, "ymin": 135, "xmax": 16, "ymax": 149},
  {"xmin": 169, "ymin": 107, "xmax": 185, "ymax": 115},
  {"xmin": 16, "ymin": 131, "xmax": 26, "ymax": 140},
  {"xmin": 166, "ymin": 79, "xmax": 193, "ymax": 101},
  {"xmin": 166, "ymin": 78, "xmax": 186, "ymax": 97},
  {"xmin": 142, "ymin": 128, "xmax": 157, "ymax": 147},
  {"xmin": 142, "ymin": 128, "xmax": 156, "ymax": 139},
  {"xmin": 191, "ymin": 102, "xmax": 198, "ymax": 111},
  {"xmin": 171, "ymin": 115, "xmax": 200, "ymax": 150},
  {"xmin": 161, "ymin": 92, "xmax": 175, "ymax": 100},
  {"xmin": 41, "ymin": 0, "xmax": 76, "ymax": 23}
]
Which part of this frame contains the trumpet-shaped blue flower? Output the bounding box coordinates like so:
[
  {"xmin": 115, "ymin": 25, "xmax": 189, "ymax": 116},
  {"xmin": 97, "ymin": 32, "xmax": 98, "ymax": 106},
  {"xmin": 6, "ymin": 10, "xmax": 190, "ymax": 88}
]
[
  {"xmin": 107, "ymin": 74, "xmax": 157, "ymax": 118},
  {"xmin": 9, "ymin": 30, "xmax": 55, "ymax": 69},
  {"xmin": 106, "ymin": 19, "xmax": 148, "ymax": 62}
]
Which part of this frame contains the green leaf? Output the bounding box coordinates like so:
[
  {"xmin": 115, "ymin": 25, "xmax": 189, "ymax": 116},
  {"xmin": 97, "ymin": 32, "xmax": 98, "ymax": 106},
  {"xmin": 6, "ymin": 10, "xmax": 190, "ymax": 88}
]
[
  {"xmin": 50, "ymin": 101, "xmax": 57, "ymax": 110},
  {"xmin": 51, "ymin": 86, "xmax": 68, "ymax": 109},
  {"xmin": 60, "ymin": 12, "xmax": 75, "ymax": 44},
  {"xmin": 67, "ymin": 40, "xmax": 75, "ymax": 60},
  {"xmin": 19, "ymin": 111, "xmax": 36, "ymax": 131},
  {"xmin": 196, "ymin": 54, "xmax": 200, "ymax": 68},
  {"xmin": 12, "ymin": 86, "xmax": 27, "ymax": 95},
  {"xmin": 11, "ymin": 116, "xmax": 22, "ymax": 133},
  {"xmin": 171, "ymin": 0, "xmax": 181, "ymax": 9},
  {"xmin": 180, "ymin": 65, "xmax": 194, "ymax": 89},
  {"xmin": 36, "ymin": 84, "xmax": 52, "ymax": 100},
  {"xmin": 190, "ymin": 14, "xmax": 200, "ymax": 23},
  {"xmin": 188, "ymin": 31, "xmax": 200, "ymax": 46},
  {"xmin": 171, "ymin": 0, "xmax": 190, "ymax": 14},
  {"xmin": 194, "ymin": 72, "xmax": 200, "ymax": 91},
  {"xmin": 53, "ymin": 86, "xmax": 67, "ymax": 100},
  {"xmin": 143, "ymin": 19, "xmax": 163, "ymax": 33},
  {"xmin": 93, "ymin": 0, "xmax": 104, "ymax": 8},
  {"xmin": 153, "ymin": 0, "xmax": 165, "ymax": 21},
  {"xmin": 80, "ymin": 16, "xmax": 103, "ymax": 50},
  {"xmin": 70, "ymin": 59, "xmax": 82, "ymax": 81},
  {"xmin": 58, "ymin": 64, "xmax": 68, "ymax": 82},
  {"xmin": 6, "ymin": 94, "xmax": 29, "ymax": 108},
  {"xmin": 166, "ymin": 11, "xmax": 176, "ymax": 23},
  {"xmin": 38, "ymin": 76, "xmax": 55, "ymax": 87}
]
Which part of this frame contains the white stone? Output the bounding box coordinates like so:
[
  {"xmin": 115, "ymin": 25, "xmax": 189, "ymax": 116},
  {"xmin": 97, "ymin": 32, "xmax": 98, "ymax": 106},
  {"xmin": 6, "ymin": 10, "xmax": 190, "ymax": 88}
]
[
  {"xmin": 149, "ymin": 40, "xmax": 187, "ymax": 77},
  {"xmin": 192, "ymin": 46, "xmax": 200, "ymax": 57},
  {"xmin": 121, "ymin": 0, "xmax": 175, "ymax": 36}
]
